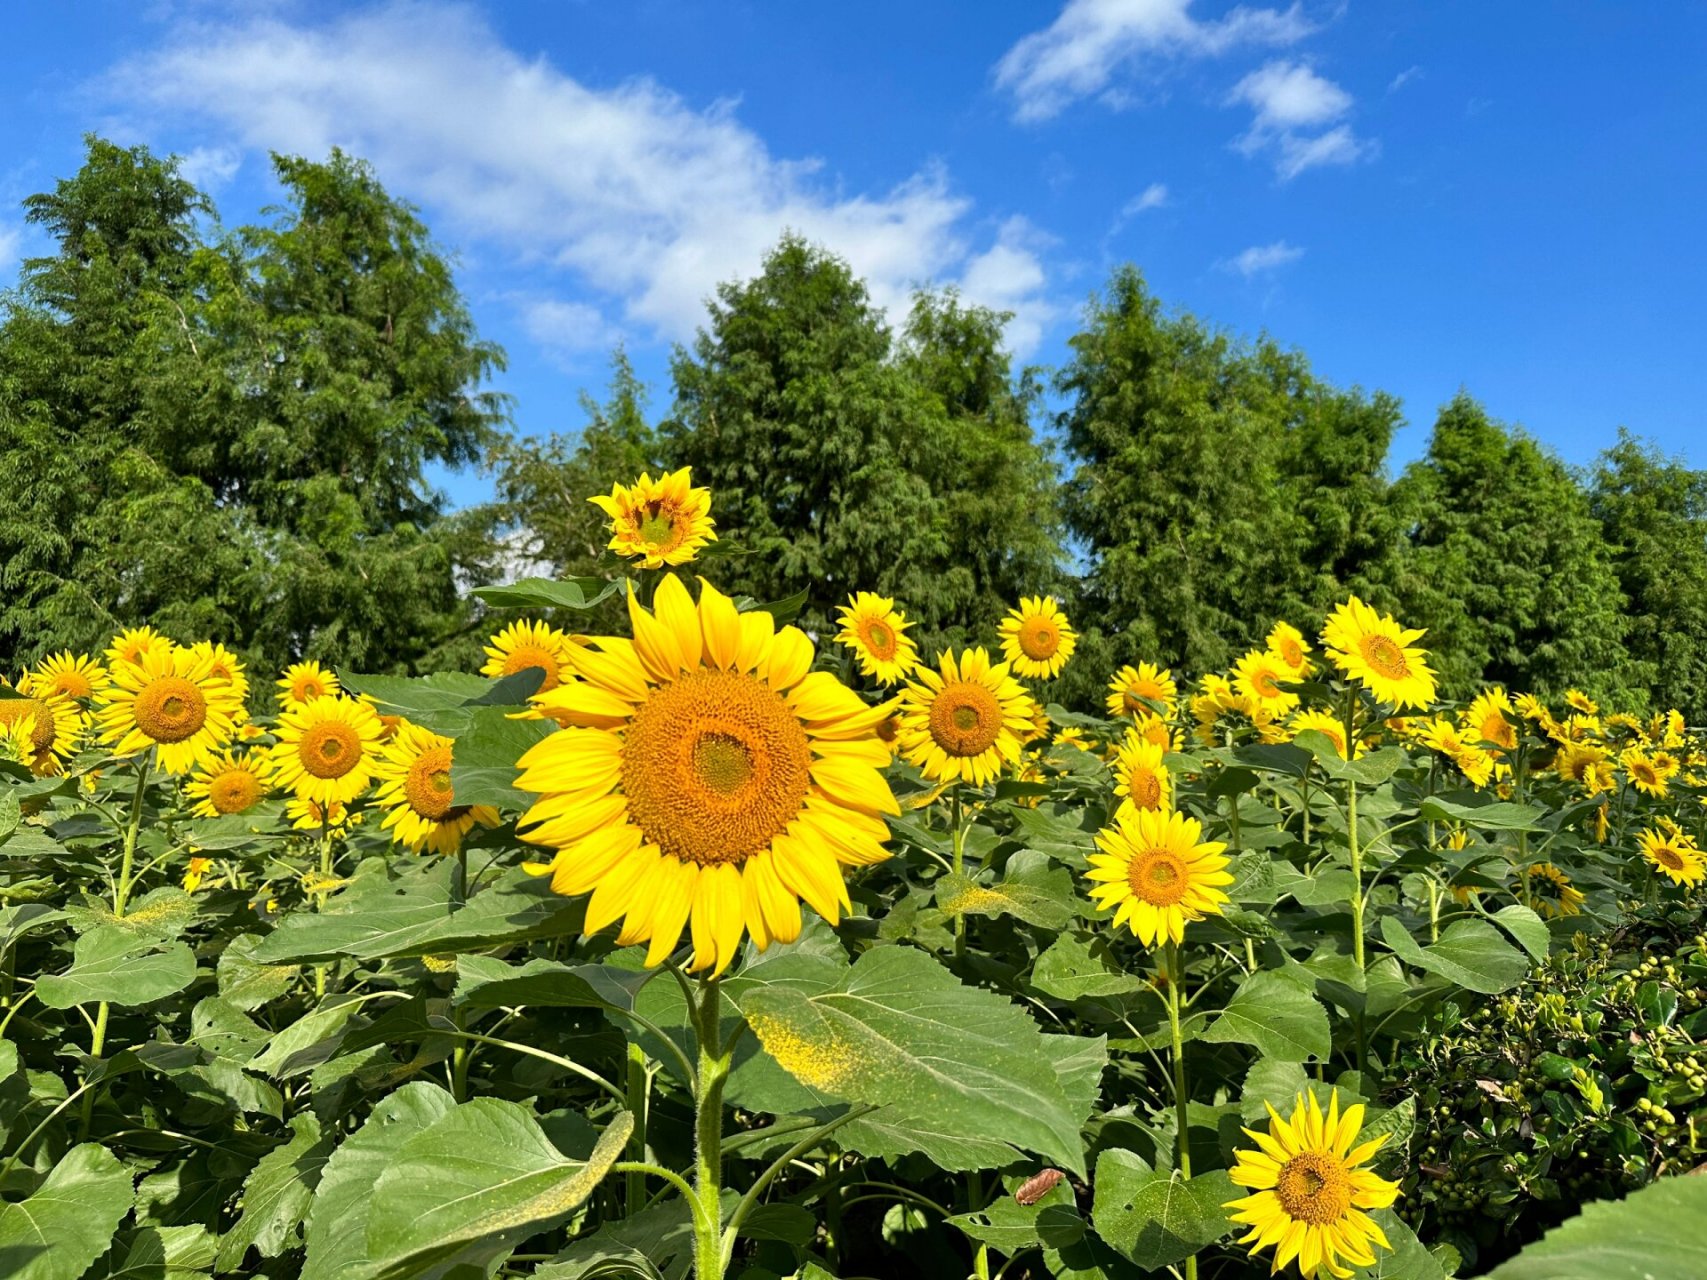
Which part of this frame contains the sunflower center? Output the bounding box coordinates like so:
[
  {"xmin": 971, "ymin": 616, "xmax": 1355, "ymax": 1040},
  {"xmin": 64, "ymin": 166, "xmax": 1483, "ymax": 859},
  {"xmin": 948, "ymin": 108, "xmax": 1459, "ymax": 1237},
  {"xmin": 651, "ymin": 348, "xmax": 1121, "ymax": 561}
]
[
  {"xmin": 210, "ymin": 770, "xmax": 263, "ymax": 814},
  {"xmin": 1482, "ymin": 714, "xmax": 1513, "ymax": 747},
  {"xmin": 1255, "ymin": 670, "xmax": 1281, "ymax": 699},
  {"xmin": 404, "ymin": 744, "xmax": 458, "ymax": 820},
  {"xmin": 621, "ymin": 669, "xmax": 812, "ymax": 867},
  {"xmin": 1129, "ymin": 766, "xmax": 1163, "ymax": 810},
  {"xmin": 54, "ymin": 672, "xmax": 93, "ymax": 699},
  {"xmin": 1128, "ymin": 848, "xmax": 1190, "ymax": 907},
  {"xmin": 0, "ymin": 698, "xmax": 55, "ymax": 752},
  {"xmin": 134, "ymin": 677, "xmax": 209, "ymax": 744},
  {"xmin": 299, "ymin": 721, "xmax": 363, "ymax": 779},
  {"xmin": 860, "ymin": 618, "xmax": 897, "ymax": 661},
  {"xmin": 1633, "ymin": 763, "xmax": 1657, "ymax": 785},
  {"xmin": 1278, "ymin": 638, "xmax": 1304, "ymax": 668},
  {"xmin": 1360, "ymin": 634, "xmax": 1410, "ymax": 681},
  {"xmin": 501, "ymin": 644, "xmax": 563, "ymax": 693},
  {"xmin": 1275, "ymin": 1152, "xmax": 1352, "ymax": 1225},
  {"xmin": 1017, "ymin": 615, "xmax": 1060, "ymax": 661},
  {"xmin": 293, "ymin": 676, "xmax": 327, "ymax": 702},
  {"xmin": 1657, "ymin": 847, "xmax": 1685, "ymax": 871},
  {"xmin": 638, "ymin": 504, "xmax": 682, "ymax": 549},
  {"xmin": 929, "ymin": 682, "xmax": 1004, "ymax": 757}
]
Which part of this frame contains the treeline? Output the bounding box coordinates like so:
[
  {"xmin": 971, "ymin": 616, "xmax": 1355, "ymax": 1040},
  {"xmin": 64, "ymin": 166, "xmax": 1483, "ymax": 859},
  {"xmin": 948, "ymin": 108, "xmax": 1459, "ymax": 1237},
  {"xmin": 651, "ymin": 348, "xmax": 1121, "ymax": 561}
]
[{"xmin": 5, "ymin": 139, "xmax": 1705, "ymax": 717}]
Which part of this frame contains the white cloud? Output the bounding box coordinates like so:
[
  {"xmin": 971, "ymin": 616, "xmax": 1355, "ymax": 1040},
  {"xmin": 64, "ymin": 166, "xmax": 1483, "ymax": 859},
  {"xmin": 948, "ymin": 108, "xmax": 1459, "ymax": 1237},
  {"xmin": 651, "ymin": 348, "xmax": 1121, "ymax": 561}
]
[
  {"xmin": 0, "ymin": 223, "xmax": 19, "ymax": 282},
  {"xmin": 957, "ymin": 217, "xmax": 1058, "ymax": 357},
  {"xmin": 1124, "ymin": 182, "xmax": 1170, "ymax": 215},
  {"xmin": 1218, "ymin": 239, "xmax": 1303, "ymax": 277},
  {"xmin": 514, "ymin": 297, "xmax": 622, "ymax": 370},
  {"xmin": 176, "ymin": 144, "xmax": 242, "ymax": 191},
  {"xmin": 1228, "ymin": 59, "xmax": 1374, "ymax": 179},
  {"xmin": 996, "ymin": 0, "xmax": 1310, "ymax": 122},
  {"xmin": 1388, "ymin": 65, "xmax": 1422, "ymax": 93},
  {"xmin": 102, "ymin": 2, "xmax": 1054, "ymax": 354}
]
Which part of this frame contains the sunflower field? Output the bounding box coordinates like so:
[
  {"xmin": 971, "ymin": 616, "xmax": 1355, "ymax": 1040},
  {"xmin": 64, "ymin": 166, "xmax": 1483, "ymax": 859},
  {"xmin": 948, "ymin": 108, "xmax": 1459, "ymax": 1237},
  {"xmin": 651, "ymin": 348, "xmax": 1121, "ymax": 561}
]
[{"xmin": 2, "ymin": 468, "xmax": 1705, "ymax": 1280}]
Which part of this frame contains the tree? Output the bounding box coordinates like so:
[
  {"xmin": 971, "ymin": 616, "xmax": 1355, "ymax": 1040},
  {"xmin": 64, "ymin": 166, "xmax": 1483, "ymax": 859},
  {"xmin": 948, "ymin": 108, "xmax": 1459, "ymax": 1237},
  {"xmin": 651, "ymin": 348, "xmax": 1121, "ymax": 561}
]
[
  {"xmin": 664, "ymin": 236, "xmax": 1062, "ymax": 652},
  {"xmin": 1589, "ymin": 431, "xmax": 1707, "ymax": 718},
  {"xmin": 1385, "ymin": 394, "xmax": 1636, "ymax": 703}
]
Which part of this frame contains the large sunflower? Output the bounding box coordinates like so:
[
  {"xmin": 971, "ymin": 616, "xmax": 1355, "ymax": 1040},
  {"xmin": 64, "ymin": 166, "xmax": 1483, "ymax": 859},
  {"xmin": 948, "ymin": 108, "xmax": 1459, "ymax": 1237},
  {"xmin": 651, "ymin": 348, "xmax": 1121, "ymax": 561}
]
[
  {"xmin": 1320, "ymin": 597, "xmax": 1437, "ymax": 710},
  {"xmin": 277, "ymin": 660, "xmax": 341, "ymax": 709},
  {"xmin": 1462, "ymin": 688, "xmax": 1517, "ymax": 751},
  {"xmin": 186, "ymin": 751, "xmax": 273, "ymax": 818},
  {"xmin": 1234, "ymin": 649, "xmax": 1300, "ymax": 715},
  {"xmin": 999, "ymin": 596, "xmax": 1077, "ymax": 680},
  {"xmin": 1637, "ymin": 825, "xmax": 1705, "ymax": 887},
  {"xmin": 1622, "ymin": 747, "xmax": 1668, "ymax": 798},
  {"xmin": 588, "ymin": 466, "xmax": 716, "ymax": 569},
  {"xmin": 1225, "ymin": 1090, "xmax": 1401, "ymax": 1280},
  {"xmin": 95, "ymin": 645, "xmax": 243, "ymax": 775},
  {"xmin": 481, "ymin": 620, "xmax": 582, "ymax": 695},
  {"xmin": 373, "ymin": 722, "xmax": 500, "ymax": 855},
  {"xmin": 897, "ymin": 648, "xmax": 1033, "ymax": 786},
  {"xmin": 0, "ymin": 689, "xmax": 84, "ymax": 776},
  {"xmin": 1267, "ymin": 621, "xmax": 1314, "ymax": 677},
  {"xmin": 1111, "ymin": 731, "xmax": 1171, "ymax": 813},
  {"xmin": 1106, "ymin": 662, "xmax": 1177, "ymax": 718},
  {"xmin": 1084, "ymin": 806, "xmax": 1231, "ymax": 947},
  {"xmin": 835, "ymin": 592, "xmax": 920, "ymax": 687},
  {"xmin": 270, "ymin": 696, "xmax": 385, "ymax": 807},
  {"xmin": 517, "ymin": 576, "xmax": 897, "ymax": 977},
  {"xmin": 25, "ymin": 651, "xmax": 108, "ymax": 702}
]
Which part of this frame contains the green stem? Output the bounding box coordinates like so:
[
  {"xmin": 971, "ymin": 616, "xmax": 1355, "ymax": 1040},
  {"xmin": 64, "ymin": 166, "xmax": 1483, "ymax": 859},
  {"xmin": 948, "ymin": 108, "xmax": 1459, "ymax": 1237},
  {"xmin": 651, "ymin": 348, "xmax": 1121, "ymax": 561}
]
[
  {"xmin": 315, "ymin": 821, "xmax": 335, "ymax": 997},
  {"xmin": 692, "ymin": 977, "xmax": 734, "ymax": 1280},
  {"xmin": 626, "ymin": 1041, "xmax": 651, "ymax": 1213},
  {"xmin": 81, "ymin": 761, "xmax": 149, "ymax": 1140},
  {"xmin": 951, "ymin": 786, "xmax": 966, "ymax": 961},
  {"xmin": 1343, "ymin": 691, "xmax": 1368, "ymax": 1081},
  {"xmin": 723, "ymin": 1105, "xmax": 874, "ymax": 1251},
  {"xmin": 1164, "ymin": 942, "xmax": 1198, "ymax": 1280}
]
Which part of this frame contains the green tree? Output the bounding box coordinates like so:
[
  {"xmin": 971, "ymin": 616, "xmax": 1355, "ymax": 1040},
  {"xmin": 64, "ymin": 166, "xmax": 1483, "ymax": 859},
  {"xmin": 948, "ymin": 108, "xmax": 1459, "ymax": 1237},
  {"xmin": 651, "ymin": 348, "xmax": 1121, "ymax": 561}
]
[
  {"xmin": 1589, "ymin": 430, "xmax": 1707, "ymax": 718},
  {"xmin": 664, "ymin": 236, "xmax": 1062, "ymax": 652},
  {"xmin": 1385, "ymin": 393, "xmax": 1635, "ymax": 703}
]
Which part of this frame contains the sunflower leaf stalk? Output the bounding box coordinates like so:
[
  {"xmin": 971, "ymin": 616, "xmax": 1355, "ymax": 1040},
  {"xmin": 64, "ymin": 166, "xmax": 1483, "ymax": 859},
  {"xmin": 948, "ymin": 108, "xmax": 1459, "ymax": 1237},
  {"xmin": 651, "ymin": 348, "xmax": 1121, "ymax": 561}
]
[{"xmin": 1163, "ymin": 941, "xmax": 1199, "ymax": 1280}]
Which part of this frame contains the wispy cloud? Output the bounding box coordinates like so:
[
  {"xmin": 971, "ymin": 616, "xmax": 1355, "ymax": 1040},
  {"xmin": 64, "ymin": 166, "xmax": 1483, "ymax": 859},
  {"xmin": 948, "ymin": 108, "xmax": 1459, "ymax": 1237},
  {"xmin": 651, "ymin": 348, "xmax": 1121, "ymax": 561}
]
[
  {"xmin": 995, "ymin": 0, "xmax": 1309, "ymax": 122},
  {"xmin": 102, "ymin": 2, "xmax": 1056, "ymax": 354},
  {"xmin": 1218, "ymin": 239, "xmax": 1303, "ymax": 277},
  {"xmin": 514, "ymin": 296, "xmax": 624, "ymax": 371},
  {"xmin": 1229, "ymin": 59, "xmax": 1374, "ymax": 179},
  {"xmin": 176, "ymin": 144, "xmax": 242, "ymax": 191},
  {"xmin": 0, "ymin": 222, "xmax": 19, "ymax": 281},
  {"xmin": 1388, "ymin": 65, "xmax": 1422, "ymax": 93},
  {"xmin": 1106, "ymin": 182, "xmax": 1169, "ymax": 239}
]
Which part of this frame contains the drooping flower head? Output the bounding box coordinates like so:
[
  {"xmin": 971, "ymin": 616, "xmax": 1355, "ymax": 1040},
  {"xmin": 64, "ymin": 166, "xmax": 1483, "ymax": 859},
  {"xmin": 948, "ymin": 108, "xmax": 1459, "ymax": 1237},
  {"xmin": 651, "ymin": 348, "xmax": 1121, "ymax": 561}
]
[
  {"xmin": 95, "ymin": 644, "xmax": 244, "ymax": 775},
  {"xmin": 1111, "ymin": 732, "xmax": 1171, "ymax": 813},
  {"xmin": 185, "ymin": 751, "xmax": 273, "ymax": 818},
  {"xmin": 270, "ymin": 695, "xmax": 385, "ymax": 807},
  {"xmin": 897, "ymin": 648, "xmax": 1033, "ymax": 787},
  {"xmin": 24, "ymin": 652, "xmax": 109, "ymax": 702},
  {"xmin": 1225, "ymin": 1090, "xmax": 1401, "ymax": 1280},
  {"xmin": 277, "ymin": 661, "xmax": 341, "ymax": 710},
  {"xmin": 373, "ymin": 722, "xmax": 500, "ymax": 855},
  {"xmin": 516, "ymin": 576, "xmax": 897, "ymax": 977},
  {"xmin": 588, "ymin": 466, "xmax": 716, "ymax": 569},
  {"xmin": 999, "ymin": 596, "xmax": 1077, "ymax": 680},
  {"xmin": 481, "ymin": 619, "xmax": 582, "ymax": 695},
  {"xmin": 0, "ymin": 688, "xmax": 84, "ymax": 776},
  {"xmin": 1084, "ymin": 806, "xmax": 1231, "ymax": 947},
  {"xmin": 1320, "ymin": 596, "xmax": 1437, "ymax": 710},
  {"xmin": 1525, "ymin": 862, "xmax": 1585, "ymax": 919},
  {"xmin": 1106, "ymin": 662, "xmax": 1177, "ymax": 719},
  {"xmin": 1287, "ymin": 709, "xmax": 1359, "ymax": 760},
  {"xmin": 835, "ymin": 592, "xmax": 920, "ymax": 687}
]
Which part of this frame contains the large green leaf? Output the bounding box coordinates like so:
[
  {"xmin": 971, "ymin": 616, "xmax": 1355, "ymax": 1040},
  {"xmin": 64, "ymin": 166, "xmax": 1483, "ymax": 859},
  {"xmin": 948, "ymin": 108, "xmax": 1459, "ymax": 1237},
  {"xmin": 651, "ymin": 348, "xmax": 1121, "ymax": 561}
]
[
  {"xmin": 1482, "ymin": 1175, "xmax": 1707, "ymax": 1279},
  {"xmin": 453, "ymin": 955, "xmax": 650, "ymax": 1014},
  {"xmin": 1416, "ymin": 796, "xmax": 1545, "ymax": 831},
  {"xmin": 733, "ymin": 944, "xmax": 1091, "ymax": 1175},
  {"xmin": 473, "ymin": 576, "xmax": 621, "ymax": 612},
  {"xmin": 447, "ymin": 708, "xmax": 554, "ymax": 812},
  {"xmin": 215, "ymin": 1113, "xmax": 334, "ymax": 1272},
  {"xmin": 1379, "ymin": 916, "xmax": 1530, "ymax": 995},
  {"xmin": 1201, "ymin": 970, "xmax": 1331, "ymax": 1062},
  {"xmin": 935, "ymin": 850, "xmax": 1079, "ymax": 930},
  {"xmin": 1031, "ymin": 934, "xmax": 1145, "ymax": 1002},
  {"xmin": 363, "ymin": 1099, "xmax": 631, "ymax": 1279},
  {"xmin": 336, "ymin": 670, "xmax": 544, "ymax": 738},
  {"xmin": 0, "ymin": 1143, "xmax": 136, "ymax": 1280},
  {"xmin": 948, "ymin": 1172, "xmax": 1080, "ymax": 1253},
  {"xmin": 35, "ymin": 928, "xmax": 196, "ymax": 1009},
  {"xmin": 1089, "ymin": 1150, "xmax": 1234, "ymax": 1271}
]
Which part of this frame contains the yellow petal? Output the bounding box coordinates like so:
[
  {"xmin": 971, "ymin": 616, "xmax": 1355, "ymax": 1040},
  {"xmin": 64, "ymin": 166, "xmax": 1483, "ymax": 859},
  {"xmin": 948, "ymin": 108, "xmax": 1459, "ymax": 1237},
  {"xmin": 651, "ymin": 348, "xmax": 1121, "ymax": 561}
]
[
  {"xmin": 763, "ymin": 626, "xmax": 814, "ymax": 692},
  {"xmin": 698, "ymin": 579, "xmax": 742, "ymax": 670},
  {"xmin": 653, "ymin": 574, "xmax": 703, "ymax": 671}
]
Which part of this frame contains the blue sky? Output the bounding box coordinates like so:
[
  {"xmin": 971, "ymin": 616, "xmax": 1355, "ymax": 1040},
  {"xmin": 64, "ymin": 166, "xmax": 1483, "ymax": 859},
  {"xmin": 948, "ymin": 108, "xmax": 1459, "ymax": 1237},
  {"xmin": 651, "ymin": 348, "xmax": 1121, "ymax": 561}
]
[{"xmin": 3, "ymin": 1, "xmax": 1703, "ymax": 510}]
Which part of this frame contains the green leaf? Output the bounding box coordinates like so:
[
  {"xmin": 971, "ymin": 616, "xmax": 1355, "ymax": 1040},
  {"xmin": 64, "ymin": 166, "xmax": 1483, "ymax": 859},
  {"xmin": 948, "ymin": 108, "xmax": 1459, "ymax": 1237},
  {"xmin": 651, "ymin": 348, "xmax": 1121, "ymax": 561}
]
[
  {"xmin": 749, "ymin": 586, "xmax": 810, "ymax": 625},
  {"xmin": 301, "ymin": 1083, "xmax": 458, "ymax": 1280},
  {"xmin": 1089, "ymin": 1151, "xmax": 1234, "ymax": 1271},
  {"xmin": 0, "ymin": 792, "xmax": 18, "ymax": 844},
  {"xmin": 1379, "ymin": 916, "xmax": 1530, "ymax": 995},
  {"xmin": 35, "ymin": 928, "xmax": 196, "ymax": 1009},
  {"xmin": 453, "ymin": 955, "xmax": 649, "ymax": 1014},
  {"xmin": 734, "ymin": 945, "xmax": 1091, "ymax": 1175},
  {"xmin": 1488, "ymin": 903, "xmax": 1550, "ymax": 961},
  {"xmin": 216, "ymin": 934, "xmax": 300, "ymax": 1011},
  {"xmin": 935, "ymin": 851, "xmax": 1079, "ymax": 930},
  {"xmin": 0, "ymin": 1143, "xmax": 136, "ymax": 1280},
  {"xmin": 948, "ymin": 1172, "xmax": 1080, "ymax": 1253},
  {"xmin": 64, "ymin": 889, "xmax": 196, "ymax": 942},
  {"xmin": 336, "ymin": 669, "xmax": 544, "ymax": 738},
  {"xmin": 215, "ymin": 1113, "xmax": 334, "ymax": 1271},
  {"xmin": 1201, "ymin": 970, "xmax": 1332, "ymax": 1062},
  {"xmin": 1482, "ymin": 1175, "xmax": 1707, "ymax": 1279},
  {"xmin": 448, "ymin": 707, "xmax": 554, "ymax": 812},
  {"xmin": 1345, "ymin": 1209, "xmax": 1446, "ymax": 1278},
  {"xmin": 362, "ymin": 1099, "xmax": 631, "ymax": 1280},
  {"xmin": 97, "ymin": 1225, "xmax": 219, "ymax": 1279},
  {"xmin": 473, "ymin": 576, "xmax": 621, "ymax": 612},
  {"xmin": 1030, "ymin": 934, "xmax": 1145, "ymax": 1002},
  {"xmin": 1240, "ymin": 1058, "xmax": 1309, "ymax": 1122},
  {"xmin": 0, "ymin": 904, "xmax": 67, "ymax": 956},
  {"xmin": 1416, "ymin": 796, "xmax": 1545, "ymax": 832}
]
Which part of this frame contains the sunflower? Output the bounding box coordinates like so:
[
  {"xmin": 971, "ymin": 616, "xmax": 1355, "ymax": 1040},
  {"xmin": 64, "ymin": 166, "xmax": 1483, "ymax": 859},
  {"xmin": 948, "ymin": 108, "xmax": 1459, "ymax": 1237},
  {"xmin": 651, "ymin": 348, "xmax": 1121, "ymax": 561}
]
[
  {"xmin": 481, "ymin": 620, "xmax": 583, "ymax": 695},
  {"xmin": 0, "ymin": 689, "xmax": 84, "ymax": 776},
  {"xmin": 1287, "ymin": 709, "xmax": 1358, "ymax": 760},
  {"xmin": 182, "ymin": 856, "xmax": 214, "ymax": 893},
  {"xmin": 285, "ymin": 795, "xmax": 359, "ymax": 830},
  {"xmin": 588, "ymin": 466, "xmax": 716, "ymax": 568},
  {"xmin": 372, "ymin": 722, "xmax": 500, "ymax": 855},
  {"xmin": 1111, "ymin": 733, "xmax": 1171, "ymax": 813},
  {"xmin": 1267, "ymin": 621, "xmax": 1314, "ymax": 677},
  {"xmin": 1622, "ymin": 747, "xmax": 1668, "ymax": 798},
  {"xmin": 1234, "ymin": 649, "xmax": 1300, "ymax": 714},
  {"xmin": 95, "ymin": 646, "xmax": 243, "ymax": 775},
  {"xmin": 105, "ymin": 626, "xmax": 173, "ymax": 670},
  {"xmin": 1084, "ymin": 806, "xmax": 1231, "ymax": 947},
  {"xmin": 897, "ymin": 648, "xmax": 1033, "ymax": 786},
  {"xmin": 277, "ymin": 660, "xmax": 341, "ymax": 709},
  {"xmin": 270, "ymin": 695, "xmax": 384, "ymax": 807},
  {"xmin": 1462, "ymin": 688, "xmax": 1517, "ymax": 751},
  {"xmin": 1225, "ymin": 1090, "xmax": 1401, "ymax": 1280},
  {"xmin": 1564, "ymin": 689, "xmax": 1599, "ymax": 715},
  {"xmin": 1130, "ymin": 711, "xmax": 1179, "ymax": 752},
  {"xmin": 834, "ymin": 593, "xmax": 920, "ymax": 686},
  {"xmin": 1320, "ymin": 596, "xmax": 1436, "ymax": 710},
  {"xmin": 25, "ymin": 651, "xmax": 108, "ymax": 701},
  {"xmin": 999, "ymin": 596, "xmax": 1077, "ymax": 680},
  {"xmin": 517, "ymin": 575, "xmax": 897, "ymax": 977},
  {"xmin": 185, "ymin": 751, "xmax": 273, "ymax": 818},
  {"xmin": 1417, "ymin": 719, "xmax": 1496, "ymax": 787},
  {"xmin": 1525, "ymin": 863, "xmax": 1585, "ymax": 919},
  {"xmin": 1106, "ymin": 662, "xmax": 1178, "ymax": 718},
  {"xmin": 188, "ymin": 642, "xmax": 250, "ymax": 713},
  {"xmin": 1554, "ymin": 740, "xmax": 1611, "ymax": 790},
  {"xmin": 1637, "ymin": 825, "xmax": 1705, "ymax": 887}
]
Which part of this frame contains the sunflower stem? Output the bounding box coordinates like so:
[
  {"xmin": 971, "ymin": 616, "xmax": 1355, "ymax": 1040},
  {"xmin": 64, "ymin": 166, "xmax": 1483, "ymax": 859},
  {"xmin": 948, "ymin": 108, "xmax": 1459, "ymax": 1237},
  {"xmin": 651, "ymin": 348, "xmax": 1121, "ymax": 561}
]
[
  {"xmin": 1163, "ymin": 941, "xmax": 1198, "ymax": 1280},
  {"xmin": 315, "ymin": 821, "xmax": 334, "ymax": 997},
  {"xmin": 80, "ymin": 760, "xmax": 150, "ymax": 1140},
  {"xmin": 1341, "ymin": 690, "xmax": 1369, "ymax": 1082},
  {"xmin": 625, "ymin": 1040, "xmax": 651, "ymax": 1214},
  {"xmin": 691, "ymin": 976, "xmax": 732, "ymax": 1280},
  {"xmin": 951, "ymin": 785, "xmax": 966, "ymax": 961}
]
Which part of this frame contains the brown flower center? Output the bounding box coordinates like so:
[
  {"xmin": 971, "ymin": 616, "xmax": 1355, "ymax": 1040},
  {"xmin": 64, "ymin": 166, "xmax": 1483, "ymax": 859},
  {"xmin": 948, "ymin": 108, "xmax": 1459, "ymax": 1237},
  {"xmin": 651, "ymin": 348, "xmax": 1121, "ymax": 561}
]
[
  {"xmin": 1127, "ymin": 848, "xmax": 1189, "ymax": 907},
  {"xmin": 0, "ymin": 698, "xmax": 56, "ymax": 752},
  {"xmin": 1274, "ymin": 1151, "xmax": 1353, "ymax": 1225},
  {"xmin": 860, "ymin": 617, "xmax": 897, "ymax": 661},
  {"xmin": 299, "ymin": 720, "xmax": 363, "ymax": 779},
  {"xmin": 134, "ymin": 676, "xmax": 209, "ymax": 744},
  {"xmin": 1360, "ymin": 634, "xmax": 1409, "ymax": 681},
  {"xmin": 210, "ymin": 769, "xmax": 264, "ymax": 814},
  {"xmin": 1128, "ymin": 766, "xmax": 1163, "ymax": 810},
  {"xmin": 928, "ymin": 681, "xmax": 1004, "ymax": 757}
]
